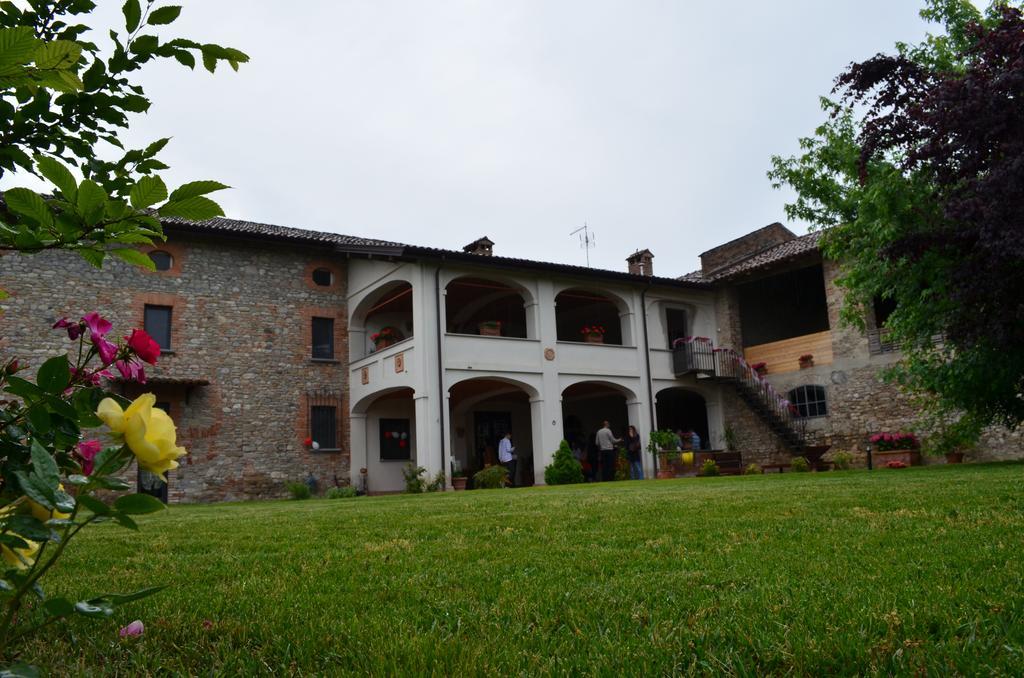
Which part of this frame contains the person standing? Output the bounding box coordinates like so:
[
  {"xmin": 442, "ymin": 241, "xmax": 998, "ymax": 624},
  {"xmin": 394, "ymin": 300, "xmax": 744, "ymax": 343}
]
[
  {"xmin": 498, "ymin": 431, "xmax": 516, "ymax": 487},
  {"xmin": 625, "ymin": 425, "xmax": 643, "ymax": 480},
  {"xmin": 595, "ymin": 420, "xmax": 622, "ymax": 482}
]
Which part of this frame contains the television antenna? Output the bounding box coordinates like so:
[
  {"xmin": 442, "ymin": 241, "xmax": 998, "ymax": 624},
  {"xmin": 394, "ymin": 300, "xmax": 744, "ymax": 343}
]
[{"xmin": 570, "ymin": 222, "xmax": 596, "ymax": 267}]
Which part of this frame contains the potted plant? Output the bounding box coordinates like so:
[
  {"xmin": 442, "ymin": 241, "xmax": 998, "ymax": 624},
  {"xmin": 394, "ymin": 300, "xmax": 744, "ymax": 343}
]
[
  {"xmin": 451, "ymin": 471, "xmax": 468, "ymax": 490},
  {"xmin": 870, "ymin": 432, "xmax": 921, "ymax": 467},
  {"xmin": 798, "ymin": 353, "xmax": 814, "ymax": 369},
  {"xmin": 580, "ymin": 325, "xmax": 606, "ymax": 344},
  {"xmin": 478, "ymin": 320, "xmax": 502, "ymax": 337},
  {"xmin": 371, "ymin": 326, "xmax": 404, "ymax": 350},
  {"xmin": 751, "ymin": 361, "xmax": 768, "ymax": 377},
  {"xmin": 648, "ymin": 429, "xmax": 678, "ymax": 479}
]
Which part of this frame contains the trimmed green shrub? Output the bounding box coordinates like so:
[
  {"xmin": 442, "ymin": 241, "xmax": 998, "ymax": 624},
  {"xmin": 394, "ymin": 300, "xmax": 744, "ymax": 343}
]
[
  {"xmin": 791, "ymin": 456, "xmax": 811, "ymax": 472},
  {"xmin": 473, "ymin": 465, "xmax": 509, "ymax": 489},
  {"xmin": 402, "ymin": 463, "xmax": 427, "ymax": 493},
  {"xmin": 286, "ymin": 482, "xmax": 311, "ymax": 500},
  {"xmin": 744, "ymin": 463, "xmax": 762, "ymax": 475},
  {"xmin": 426, "ymin": 471, "xmax": 446, "ymax": 492},
  {"xmin": 544, "ymin": 440, "xmax": 584, "ymax": 485},
  {"xmin": 831, "ymin": 450, "xmax": 854, "ymax": 471},
  {"xmin": 325, "ymin": 486, "xmax": 357, "ymax": 499},
  {"xmin": 700, "ymin": 459, "xmax": 720, "ymax": 477}
]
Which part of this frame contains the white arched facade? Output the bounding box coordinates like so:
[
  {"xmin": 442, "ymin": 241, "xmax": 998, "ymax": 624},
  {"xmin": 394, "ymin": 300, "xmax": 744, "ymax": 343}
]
[{"xmin": 347, "ymin": 258, "xmax": 719, "ymax": 491}]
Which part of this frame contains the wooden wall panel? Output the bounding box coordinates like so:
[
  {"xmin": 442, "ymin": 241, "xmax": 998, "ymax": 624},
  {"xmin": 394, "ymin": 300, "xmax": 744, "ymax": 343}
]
[{"xmin": 743, "ymin": 331, "xmax": 833, "ymax": 374}]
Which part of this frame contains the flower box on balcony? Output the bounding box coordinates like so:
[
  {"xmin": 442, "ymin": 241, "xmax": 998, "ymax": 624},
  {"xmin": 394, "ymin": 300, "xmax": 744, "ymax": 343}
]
[
  {"xmin": 478, "ymin": 321, "xmax": 502, "ymax": 337},
  {"xmin": 580, "ymin": 325, "xmax": 606, "ymax": 344}
]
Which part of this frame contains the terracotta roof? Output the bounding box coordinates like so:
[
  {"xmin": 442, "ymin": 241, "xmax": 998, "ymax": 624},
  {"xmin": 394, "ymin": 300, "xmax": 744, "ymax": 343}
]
[
  {"xmin": 403, "ymin": 244, "xmax": 709, "ymax": 290},
  {"xmin": 680, "ymin": 231, "xmax": 823, "ymax": 283},
  {"xmin": 161, "ymin": 216, "xmax": 405, "ymax": 252}
]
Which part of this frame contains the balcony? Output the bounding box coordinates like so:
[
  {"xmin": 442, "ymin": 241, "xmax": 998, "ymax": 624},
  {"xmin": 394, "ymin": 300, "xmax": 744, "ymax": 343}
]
[
  {"xmin": 443, "ymin": 333, "xmax": 541, "ymax": 372},
  {"xmin": 556, "ymin": 341, "xmax": 639, "ymax": 377},
  {"xmin": 742, "ymin": 330, "xmax": 834, "ymax": 374}
]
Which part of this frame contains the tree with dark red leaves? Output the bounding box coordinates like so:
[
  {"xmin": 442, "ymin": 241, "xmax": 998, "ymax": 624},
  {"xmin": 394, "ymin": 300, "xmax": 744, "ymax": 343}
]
[{"xmin": 769, "ymin": 1, "xmax": 1024, "ymax": 451}]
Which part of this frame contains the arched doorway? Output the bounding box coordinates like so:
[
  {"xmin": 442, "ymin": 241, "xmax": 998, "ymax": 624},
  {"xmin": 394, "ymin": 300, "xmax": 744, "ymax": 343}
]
[
  {"xmin": 554, "ymin": 288, "xmax": 627, "ymax": 345},
  {"xmin": 353, "ymin": 387, "xmax": 417, "ymax": 493},
  {"xmin": 445, "ymin": 277, "xmax": 530, "ymax": 338},
  {"xmin": 449, "ymin": 378, "xmax": 537, "ymax": 487},
  {"xmin": 561, "ymin": 381, "xmax": 634, "ymax": 481},
  {"xmin": 655, "ymin": 388, "xmax": 709, "ymax": 450}
]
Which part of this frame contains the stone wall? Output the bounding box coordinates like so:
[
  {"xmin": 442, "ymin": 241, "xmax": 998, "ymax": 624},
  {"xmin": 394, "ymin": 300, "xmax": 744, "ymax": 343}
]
[
  {"xmin": 700, "ymin": 222, "xmax": 795, "ymax": 276},
  {"xmin": 717, "ymin": 258, "xmax": 1024, "ymax": 466},
  {"xmin": 0, "ymin": 229, "xmax": 351, "ymax": 502}
]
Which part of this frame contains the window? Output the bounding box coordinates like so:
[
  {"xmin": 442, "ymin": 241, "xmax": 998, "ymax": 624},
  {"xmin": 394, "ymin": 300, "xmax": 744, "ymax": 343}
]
[
  {"xmin": 788, "ymin": 385, "xmax": 827, "ymax": 418},
  {"xmin": 380, "ymin": 418, "xmax": 411, "ymax": 461},
  {"xmin": 873, "ymin": 296, "xmax": 897, "ymax": 328},
  {"xmin": 311, "ymin": 317, "xmax": 334, "ymax": 359},
  {"xmin": 312, "ymin": 268, "xmax": 333, "ymax": 287},
  {"xmin": 148, "ymin": 250, "xmax": 173, "ymax": 271},
  {"xmin": 666, "ymin": 307, "xmax": 688, "ymax": 348},
  {"xmin": 144, "ymin": 305, "xmax": 172, "ymax": 351},
  {"xmin": 310, "ymin": 406, "xmax": 338, "ymax": 450}
]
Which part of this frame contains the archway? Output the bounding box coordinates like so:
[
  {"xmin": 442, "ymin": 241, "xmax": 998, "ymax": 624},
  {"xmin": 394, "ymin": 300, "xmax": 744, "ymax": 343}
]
[
  {"xmin": 445, "ymin": 277, "xmax": 529, "ymax": 338},
  {"xmin": 449, "ymin": 378, "xmax": 537, "ymax": 487},
  {"xmin": 561, "ymin": 381, "xmax": 633, "ymax": 481},
  {"xmin": 554, "ymin": 288, "xmax": 626, "ymax": 345},
  {"xmin": 655, "ymin": 387, "xmax": 709, "ymax": 450},
  {"xmin": 351, "ymin": 281, "xmax": 414, "ymax": 359},
  {"xmin": 358, "ymin": 387, "xmax": 416, "ymax": 493}
]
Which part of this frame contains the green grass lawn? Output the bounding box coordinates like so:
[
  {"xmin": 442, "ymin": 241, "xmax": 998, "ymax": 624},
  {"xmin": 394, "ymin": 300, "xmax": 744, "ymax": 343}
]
[{"xmin": 21, "ymin": 463, "xmax": 1024, "ymax": 675}]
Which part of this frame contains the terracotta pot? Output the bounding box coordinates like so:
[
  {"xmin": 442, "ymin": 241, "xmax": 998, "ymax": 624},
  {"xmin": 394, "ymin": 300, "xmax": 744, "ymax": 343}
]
[
  {"xmin": 945, "ymin": 451, "xmax": 965, "ymax": 464},
  {"xmin": 584, "ymin": 333, "xmax": 604, "ymax": 344},
  {"xmin": 799, "ymin": 359, "xmax": 813, "ymax": 369},
  {"xmin": 478, "ymin": 322, "xmax": 502, "ymax": 337},
  {"xmin": 452, "ymin": 476, "xmax": 468, "ymax": 490},
  {"xmin": 755, "ymin": 366, "xmax": 768, "ymax": 377},
  {"xmin": 374, "ymin": 337, "xmax": 395, "ymax": 350}
]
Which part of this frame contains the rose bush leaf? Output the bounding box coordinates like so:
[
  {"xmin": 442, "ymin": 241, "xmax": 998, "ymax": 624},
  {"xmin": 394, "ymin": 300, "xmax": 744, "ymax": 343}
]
[
  {"xmin": 113, "ymin": 493, "xmax": 165, "ymax": 515},
  {"xmin": 36, "ymin": 356, "xmax": 70, "ymax": 394}
]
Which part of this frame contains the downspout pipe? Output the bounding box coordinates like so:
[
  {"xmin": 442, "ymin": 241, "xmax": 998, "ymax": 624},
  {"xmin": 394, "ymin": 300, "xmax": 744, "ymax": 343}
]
[
  {"xmin": 641, "ymin": 281, "xmax": 657, "ymax": 475},
  {"xmin": 435, "ymin": 262, "xmax": 448, "ymax": 484}
]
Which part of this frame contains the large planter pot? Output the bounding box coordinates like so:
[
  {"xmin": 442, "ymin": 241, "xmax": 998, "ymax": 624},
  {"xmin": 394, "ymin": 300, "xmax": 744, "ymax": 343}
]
[
  {"xmin": 478, "ymin": 322, "xmax": 502, "ymax": 337},
  {"xmin": 945, "ymin": 451, "xmax": 965, "ymax": 464},
  {"xmin": 584, "ymin": 333, "xmax": 604, "ymax": 344},
  {"xmin": 875, "ymin": 449, "xmax": 921, "ymax": 467},
  {"xmin": 452, "ymin": 476, "xmax": 468, "ymax": 490},
  {"xmin": 799, "ymin": 359, "xmax": 813, "ymax": 370},
  {"xmin": 374, "ymin": 338, "xmax": 396, "ymax": 351},
  {"xmin": 656, "ymin": 452, "xmax": 676, "ymax": 479}
]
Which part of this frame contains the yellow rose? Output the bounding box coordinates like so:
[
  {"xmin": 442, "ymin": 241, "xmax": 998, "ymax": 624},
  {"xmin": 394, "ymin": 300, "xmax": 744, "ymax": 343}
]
[
  {"xmin": 97, "ymin": 394, "xmax": 187, "ymax": 480},
  {"xmin": 0, "ymin": 503, "xmax": 40, "ymax": 570},
  {"xmin": 27, "ymin": 484, "xmax": 71, "ymax": 523}
]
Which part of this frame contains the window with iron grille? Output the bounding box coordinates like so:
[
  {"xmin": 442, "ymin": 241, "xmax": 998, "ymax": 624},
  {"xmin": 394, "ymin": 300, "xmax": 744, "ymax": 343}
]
[
  {"xmin": 308, "ymin": 390, "xmax": 342, "ymax": 451},
  {"xmin": 311, "ymin": 317, "xmax": 334, "ymax": 359},
  {"xmin": 144, "ymin": 305, "xmax": 172, "ymax": 350},
  {"xmin": 788, "ymin": 385, "xmax": 827, "ymax": 418}
]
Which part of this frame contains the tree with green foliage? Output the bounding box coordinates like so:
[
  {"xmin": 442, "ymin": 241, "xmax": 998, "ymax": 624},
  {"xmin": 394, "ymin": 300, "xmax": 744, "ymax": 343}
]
[
  {"xmin": 544, "ymin": 440, "xmax": 584, "ymax": 485},
  {"xmin": 0, "ymin": 2, "xmax": 245, "ymax": 673},
  {"xmin": 768, "ymin": 0, "xmax": 1024, "ymax": 450}
]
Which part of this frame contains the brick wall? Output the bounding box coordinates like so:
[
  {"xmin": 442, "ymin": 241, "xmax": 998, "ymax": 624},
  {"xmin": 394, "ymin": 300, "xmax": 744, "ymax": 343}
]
[
  {"xmin": 700, "ymin": 223, "xmax": 795, "ymax": 276},
  {"xmin": 0, "ymin": 230, "xmax": 351, "ymax": 502}
]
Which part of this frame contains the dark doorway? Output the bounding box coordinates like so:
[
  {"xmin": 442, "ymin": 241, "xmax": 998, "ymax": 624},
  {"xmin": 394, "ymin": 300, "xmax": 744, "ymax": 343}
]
[
  {"xmin": 655, "ymin": 389, "xmax": 709, "ymax": 450},
  {"xmin": 137, "ymin": 400, "xmax": 171, "ymax": 503},
  {"xmin": 473, "ymin": 411, "xmax": 512, "ymax": 469}
]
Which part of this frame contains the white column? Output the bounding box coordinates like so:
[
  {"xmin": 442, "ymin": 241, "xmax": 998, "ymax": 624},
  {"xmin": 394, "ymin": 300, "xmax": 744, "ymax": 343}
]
[
  {"xmin": 530, "ymin": 397, "xmax": 554, "ymax": 484},
  {"xmin": 413, "ymin": 392, "xmax": 438, "ymax": 477},
  {"xmin": 349, "ymin": 413, "xmax": 368, "ymax": 487},
  {"xmin": 627, "ymin": 399, "xmax": 653, "ymax": 478}
]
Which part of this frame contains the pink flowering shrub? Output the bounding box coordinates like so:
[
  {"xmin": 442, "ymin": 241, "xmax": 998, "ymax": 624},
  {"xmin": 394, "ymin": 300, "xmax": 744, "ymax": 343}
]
[{"xmin": 870, "ymin": 432, "xmax": 920, "ymax": 451}]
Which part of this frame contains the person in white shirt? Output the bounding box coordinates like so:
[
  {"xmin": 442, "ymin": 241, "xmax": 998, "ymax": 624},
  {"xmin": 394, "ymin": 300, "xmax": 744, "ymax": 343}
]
[
  {"xmin": 497, "ymin": 432, "xmax": 516, "ymax": 487},
  {"xmin": 595, "ymin": 421, "xmax": 622, "ymax": 481}
]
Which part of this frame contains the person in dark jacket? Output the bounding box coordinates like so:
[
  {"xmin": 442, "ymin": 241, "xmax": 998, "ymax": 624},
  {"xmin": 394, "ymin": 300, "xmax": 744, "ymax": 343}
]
[{"xmin": 625, "ymin": 425, "xmax": 643, "ymax": 480}]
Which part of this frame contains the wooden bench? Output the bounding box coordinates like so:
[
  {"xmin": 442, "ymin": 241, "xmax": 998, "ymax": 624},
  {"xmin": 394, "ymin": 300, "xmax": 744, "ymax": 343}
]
[
  {"xmin": 694, "ymin": 450, "xmax": 744, "ymax": 475},
  {"xmin": 762, "ymin": 463, "xmax": 790, "ymax": 473}
]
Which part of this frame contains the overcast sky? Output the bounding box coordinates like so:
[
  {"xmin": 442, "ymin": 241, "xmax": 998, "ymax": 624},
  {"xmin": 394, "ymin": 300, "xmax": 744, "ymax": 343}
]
[{"xmin": 17, "ymin": 1, "xmax": 940, "ymax": 277}]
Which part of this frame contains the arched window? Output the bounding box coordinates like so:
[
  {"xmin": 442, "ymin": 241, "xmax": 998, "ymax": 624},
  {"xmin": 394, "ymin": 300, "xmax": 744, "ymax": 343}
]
[
  {"xmin": 149, "ymin": 250, "xmax": 173, "ymax": 271},
  {"xmin": 788, "ymin": 385, "xmax": 827, "ymax": 418},
  {"xmin": 312, "ymin": 268, "xmax": 333, "ymax": 287}
]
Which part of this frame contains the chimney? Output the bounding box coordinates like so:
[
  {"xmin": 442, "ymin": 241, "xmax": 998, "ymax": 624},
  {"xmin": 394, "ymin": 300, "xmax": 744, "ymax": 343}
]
[
  {"xmin": 462, "ymin": 236, "xmax": 494, "ymax": 256},
  {"xmin": 626, "ymin": 249, "xmax": 654, "ymax": 277}
]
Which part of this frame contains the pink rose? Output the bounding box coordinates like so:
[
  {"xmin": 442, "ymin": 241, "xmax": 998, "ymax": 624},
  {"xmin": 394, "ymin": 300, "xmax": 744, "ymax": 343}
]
[
  {"xmin": 119, "ymin": 620, "xmax": 144, "ymax": 638},
  {"xmin": 82, "ymin": 312, "xmax": 112, "ymax": 338},
  {"xmin": 77, "ymin": 440, "xmax": 102, "ymax": 476}
]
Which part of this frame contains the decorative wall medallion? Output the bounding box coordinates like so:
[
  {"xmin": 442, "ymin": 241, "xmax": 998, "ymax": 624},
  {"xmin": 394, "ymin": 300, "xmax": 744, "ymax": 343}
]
[
  {"xmin": 830, "ymin": 370, "xmax": 848, "ymax": 385},
  {"xmin": 361, "ymin": 367, "xmax": 369, "ymax": 385},
  {"xmin": 544, "ymin": 348, "xmax": 555, "ymax": 361},
  {"xmin": 394, "ymin": 352, "xmax": 405, "ymax": 373}
]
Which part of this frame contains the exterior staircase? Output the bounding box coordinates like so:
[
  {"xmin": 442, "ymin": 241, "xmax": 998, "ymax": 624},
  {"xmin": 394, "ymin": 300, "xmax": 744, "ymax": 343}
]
[{"xmin": 672, "ymin": 338, "xmax": 807, "ymax": 451}]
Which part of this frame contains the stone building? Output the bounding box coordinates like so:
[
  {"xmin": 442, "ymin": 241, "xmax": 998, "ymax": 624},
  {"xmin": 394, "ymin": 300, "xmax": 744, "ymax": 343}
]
[{"xmin": 2, "ymin": 217, "xmax": 1021, "ymax": 501}]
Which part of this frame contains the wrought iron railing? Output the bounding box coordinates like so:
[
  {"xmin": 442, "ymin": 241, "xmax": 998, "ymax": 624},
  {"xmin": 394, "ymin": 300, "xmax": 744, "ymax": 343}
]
[
  {"xmin": 674, "ymin": 338, "xmax": 806, "ymax": 448},
  {"xmin": 866, "ymin": 328, "xmax": 898, "ymax": 355}
]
